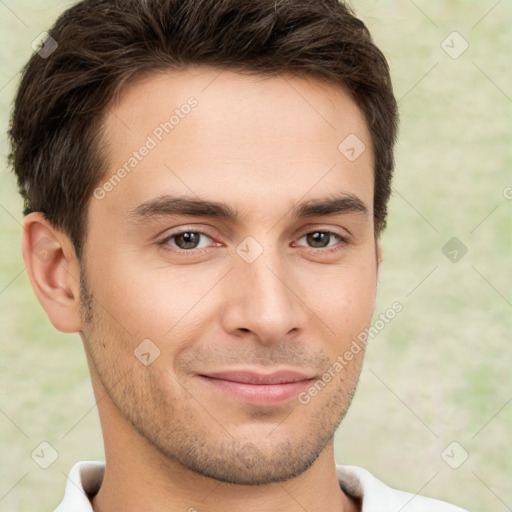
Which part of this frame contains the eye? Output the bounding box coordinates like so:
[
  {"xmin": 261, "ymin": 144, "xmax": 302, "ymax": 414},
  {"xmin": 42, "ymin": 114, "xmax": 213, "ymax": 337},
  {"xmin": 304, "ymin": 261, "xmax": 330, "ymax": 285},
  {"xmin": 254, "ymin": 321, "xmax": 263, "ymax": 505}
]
[
  {"xmin": 159, "ymin": 228, "xmax": 347, "ymax": 255},
  {"xmin": 295, "ymin": 231, "xmax": 346, "ymax": 250},
  {"xmin": 161, "ymin": 230, "xmax": 214, "ymax": 251}
]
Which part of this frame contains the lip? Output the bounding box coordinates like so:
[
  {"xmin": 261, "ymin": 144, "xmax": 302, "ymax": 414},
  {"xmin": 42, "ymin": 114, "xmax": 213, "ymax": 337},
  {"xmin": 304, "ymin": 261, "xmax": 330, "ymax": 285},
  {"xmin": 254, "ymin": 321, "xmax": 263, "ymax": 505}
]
[{"xmin": 197, "ymin": 370, "xmax": 316, "ymax": 406}]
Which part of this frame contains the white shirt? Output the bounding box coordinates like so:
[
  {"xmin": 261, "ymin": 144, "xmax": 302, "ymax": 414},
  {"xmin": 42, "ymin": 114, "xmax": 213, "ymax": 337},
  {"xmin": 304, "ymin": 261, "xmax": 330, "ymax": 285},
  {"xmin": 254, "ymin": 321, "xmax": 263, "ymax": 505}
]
[{"xmin": 55, "ymin": 461, "xmax": 469, "ymax": 512}]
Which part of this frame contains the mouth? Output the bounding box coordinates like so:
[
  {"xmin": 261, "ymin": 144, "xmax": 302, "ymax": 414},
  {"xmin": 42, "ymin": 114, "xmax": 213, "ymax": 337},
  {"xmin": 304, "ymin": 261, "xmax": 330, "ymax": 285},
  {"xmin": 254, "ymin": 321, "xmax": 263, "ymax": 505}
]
[{"xmin": 197, "ymin": 370, "xmax": 317, "ymax": 406}]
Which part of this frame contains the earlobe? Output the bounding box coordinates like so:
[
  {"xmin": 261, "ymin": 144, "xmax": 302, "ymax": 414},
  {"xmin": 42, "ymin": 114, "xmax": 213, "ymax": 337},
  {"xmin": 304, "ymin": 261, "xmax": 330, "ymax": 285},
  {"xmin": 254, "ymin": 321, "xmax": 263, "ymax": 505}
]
[{"xmin": 21, "ymin": 213, "xmax": 82, "ymax": 333}]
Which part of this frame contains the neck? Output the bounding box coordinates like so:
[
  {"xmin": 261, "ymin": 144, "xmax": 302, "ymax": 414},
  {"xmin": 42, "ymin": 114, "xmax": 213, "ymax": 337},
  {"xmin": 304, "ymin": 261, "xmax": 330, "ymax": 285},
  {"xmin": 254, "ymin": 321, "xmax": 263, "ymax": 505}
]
[{"xmin": 92, "ymin": 442, "xmax": 358, "ymax": 512}]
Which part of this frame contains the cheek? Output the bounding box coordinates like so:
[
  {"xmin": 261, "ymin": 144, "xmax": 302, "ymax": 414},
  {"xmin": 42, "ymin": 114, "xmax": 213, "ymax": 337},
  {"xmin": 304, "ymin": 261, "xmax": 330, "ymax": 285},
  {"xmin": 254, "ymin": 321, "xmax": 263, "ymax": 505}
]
[
  {"xmin": 301, "ymin": 260, "xmax": 377, "ymax": 337},
  {"xmin": 88, "ymin": 254, "xmax": 216, "ymax": 343}
]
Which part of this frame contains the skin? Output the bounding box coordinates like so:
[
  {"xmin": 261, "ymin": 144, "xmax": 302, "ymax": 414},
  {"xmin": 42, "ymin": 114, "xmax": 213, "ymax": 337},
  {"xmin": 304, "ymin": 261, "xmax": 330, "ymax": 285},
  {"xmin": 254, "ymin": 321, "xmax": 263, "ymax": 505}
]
[{"xmin": 22, "ymin": 67, "xmax": 382, "ymax": 512}]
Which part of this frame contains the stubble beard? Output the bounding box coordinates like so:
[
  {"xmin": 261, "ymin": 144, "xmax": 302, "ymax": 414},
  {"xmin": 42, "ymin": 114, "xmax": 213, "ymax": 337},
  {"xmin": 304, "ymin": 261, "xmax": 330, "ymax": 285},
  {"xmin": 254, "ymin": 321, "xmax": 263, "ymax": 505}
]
[{"xmin": 78, "ymin": 271, "xmax": 363, "ymax": 485}]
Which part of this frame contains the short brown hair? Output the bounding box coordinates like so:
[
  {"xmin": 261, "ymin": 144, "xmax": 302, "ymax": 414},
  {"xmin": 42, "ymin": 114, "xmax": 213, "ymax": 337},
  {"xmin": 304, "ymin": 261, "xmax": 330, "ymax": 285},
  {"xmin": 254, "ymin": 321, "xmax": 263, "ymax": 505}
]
[{"xmin": 9, "ymin": 0, "xmax": 398, "ymax": 258}]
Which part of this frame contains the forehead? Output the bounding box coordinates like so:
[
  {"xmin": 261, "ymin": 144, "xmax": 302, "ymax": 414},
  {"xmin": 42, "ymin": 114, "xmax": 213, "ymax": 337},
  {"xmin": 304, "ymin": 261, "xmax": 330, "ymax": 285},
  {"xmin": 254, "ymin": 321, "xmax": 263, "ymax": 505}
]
[{"xmin": 95, "ymin": 67, "xmax": 374, "ymax": 223}]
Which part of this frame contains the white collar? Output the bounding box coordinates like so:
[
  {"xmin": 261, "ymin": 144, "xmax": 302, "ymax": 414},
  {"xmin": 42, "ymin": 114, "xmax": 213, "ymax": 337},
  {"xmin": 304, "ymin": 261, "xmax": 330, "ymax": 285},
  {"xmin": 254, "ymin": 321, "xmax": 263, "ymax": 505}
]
[{"xmin": 54, "ymin": 460, "xmax": 467, "ymax": 511}]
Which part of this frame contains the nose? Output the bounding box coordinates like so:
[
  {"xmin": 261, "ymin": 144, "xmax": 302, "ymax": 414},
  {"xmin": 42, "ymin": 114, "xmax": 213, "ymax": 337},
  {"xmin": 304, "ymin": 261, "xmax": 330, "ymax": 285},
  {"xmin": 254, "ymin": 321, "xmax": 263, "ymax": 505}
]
[{"xmin": 220, "ymin": 244, "xmax": 308, "ymax": 345}]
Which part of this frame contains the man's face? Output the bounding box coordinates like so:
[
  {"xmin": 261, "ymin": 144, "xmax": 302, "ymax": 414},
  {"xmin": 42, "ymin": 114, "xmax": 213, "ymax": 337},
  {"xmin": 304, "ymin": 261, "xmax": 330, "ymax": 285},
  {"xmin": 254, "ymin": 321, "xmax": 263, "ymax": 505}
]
[{"xmin": 80, "ymin": 67, "xmax": 378, "ymax": 484}]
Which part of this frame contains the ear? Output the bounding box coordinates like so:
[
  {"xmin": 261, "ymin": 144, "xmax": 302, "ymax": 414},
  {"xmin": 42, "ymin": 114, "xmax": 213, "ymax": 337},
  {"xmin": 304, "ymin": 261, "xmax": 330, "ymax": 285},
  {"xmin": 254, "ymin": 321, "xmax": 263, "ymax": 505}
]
[{"xmin": 21, "ymin": 213, "xmax": 82, "ymax": 333}]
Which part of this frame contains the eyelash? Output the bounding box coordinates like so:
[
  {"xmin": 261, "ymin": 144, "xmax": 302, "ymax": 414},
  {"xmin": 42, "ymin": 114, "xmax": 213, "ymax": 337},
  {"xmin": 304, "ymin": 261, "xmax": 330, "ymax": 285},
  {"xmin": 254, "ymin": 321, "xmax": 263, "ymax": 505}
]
[{"xmin": 158, "ymin": 228, "xmax": 349, "ymax": 255}]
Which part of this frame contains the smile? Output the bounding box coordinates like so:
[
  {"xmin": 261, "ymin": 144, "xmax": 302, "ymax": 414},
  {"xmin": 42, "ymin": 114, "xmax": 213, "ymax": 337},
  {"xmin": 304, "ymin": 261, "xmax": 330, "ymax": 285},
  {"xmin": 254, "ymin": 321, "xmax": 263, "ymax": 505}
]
[{"xmin": 197, "ymin": 370, "xmax": 317, "ymax": 406}]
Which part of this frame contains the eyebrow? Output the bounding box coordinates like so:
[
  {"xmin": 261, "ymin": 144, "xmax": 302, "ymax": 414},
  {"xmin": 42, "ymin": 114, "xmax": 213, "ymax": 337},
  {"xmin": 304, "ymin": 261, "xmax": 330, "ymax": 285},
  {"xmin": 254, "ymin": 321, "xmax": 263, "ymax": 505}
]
[{"xmin": 128, "ymin": 193, "xmax": 368, "ymax": 224}]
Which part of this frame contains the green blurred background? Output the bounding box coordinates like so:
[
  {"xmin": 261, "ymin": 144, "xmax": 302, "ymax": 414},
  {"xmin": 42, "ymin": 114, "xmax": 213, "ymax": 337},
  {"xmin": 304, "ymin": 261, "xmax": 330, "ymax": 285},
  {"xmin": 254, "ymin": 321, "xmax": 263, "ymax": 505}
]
[{"xmin": 1, "ymin": 1, "xmax": 511, "ymax": 510}]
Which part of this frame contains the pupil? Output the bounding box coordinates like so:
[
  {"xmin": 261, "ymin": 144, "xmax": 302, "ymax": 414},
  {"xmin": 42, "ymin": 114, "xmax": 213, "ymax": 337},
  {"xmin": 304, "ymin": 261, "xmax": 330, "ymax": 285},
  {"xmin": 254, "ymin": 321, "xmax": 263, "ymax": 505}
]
[
  {"xmin": 308, "ymin": 232, "xmax": 329, "ymax": 248},
  {"xmin": 178, "ymin": 232, "xmax": 199, "ymax": 249}
]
